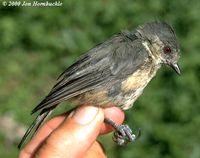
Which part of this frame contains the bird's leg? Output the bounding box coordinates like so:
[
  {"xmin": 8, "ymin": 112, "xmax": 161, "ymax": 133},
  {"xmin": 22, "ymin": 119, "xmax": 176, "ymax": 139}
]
[{"xmin": 104, "ymin": 117, "xmax": 141, "ymax": 145}]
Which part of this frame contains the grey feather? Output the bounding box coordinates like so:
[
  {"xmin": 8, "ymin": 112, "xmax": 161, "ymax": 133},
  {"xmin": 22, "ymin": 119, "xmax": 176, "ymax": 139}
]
[
  {"xmin": 18, "ymin": 107, "xmax": 54, "ymax": 149},
  {"xmin": 110, "ymin": 36, "xmax": 149, "ymax": 76}
]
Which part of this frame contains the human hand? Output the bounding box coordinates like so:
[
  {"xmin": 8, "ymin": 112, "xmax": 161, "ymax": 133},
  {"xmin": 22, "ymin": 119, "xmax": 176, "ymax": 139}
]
[{"xmin": 18, "ymin": 106, "xmax": 124, "ymax": 158}]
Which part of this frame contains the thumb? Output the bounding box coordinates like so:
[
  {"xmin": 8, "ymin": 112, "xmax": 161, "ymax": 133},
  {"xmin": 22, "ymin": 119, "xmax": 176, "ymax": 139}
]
[{"xmin": 36, "ymin": 106, "xmax": 104, "ymax": 158}]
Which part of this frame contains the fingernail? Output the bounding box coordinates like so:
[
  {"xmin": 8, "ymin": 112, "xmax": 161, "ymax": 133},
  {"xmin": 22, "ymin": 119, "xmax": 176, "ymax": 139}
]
[{"xmin": 69, "ymin": 106, "xmax": 99, "ymax": 125}]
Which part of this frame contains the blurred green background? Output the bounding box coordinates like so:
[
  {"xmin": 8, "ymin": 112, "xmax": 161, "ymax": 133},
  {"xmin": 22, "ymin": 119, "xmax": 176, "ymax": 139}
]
[{"xmin": 0, "ymin": 0, "xmax": 200, "ymax": 157}]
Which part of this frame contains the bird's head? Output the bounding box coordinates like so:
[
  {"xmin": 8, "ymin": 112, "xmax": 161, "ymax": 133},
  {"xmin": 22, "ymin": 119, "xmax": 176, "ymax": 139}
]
[{"xmin": 136, "ymin": 21, "xmax": 181, "ymax": 75}]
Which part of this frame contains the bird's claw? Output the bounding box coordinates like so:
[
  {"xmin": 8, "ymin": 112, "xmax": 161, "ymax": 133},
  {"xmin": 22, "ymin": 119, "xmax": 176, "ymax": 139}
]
[{"xmin": 112, "ymin": 125, "xmax": 141, "ymax": 145}]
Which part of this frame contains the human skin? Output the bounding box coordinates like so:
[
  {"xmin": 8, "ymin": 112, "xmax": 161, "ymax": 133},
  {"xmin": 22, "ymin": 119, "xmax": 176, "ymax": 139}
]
[{"xmin": 18, "ymin": 106, "xmax": 124, "ymax": 158}]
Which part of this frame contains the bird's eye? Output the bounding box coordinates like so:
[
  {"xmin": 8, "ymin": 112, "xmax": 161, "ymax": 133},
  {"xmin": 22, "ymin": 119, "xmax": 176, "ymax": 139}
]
[{"xmin": 163, "ymin": 46, "xmax": 172, "ymax": 54}]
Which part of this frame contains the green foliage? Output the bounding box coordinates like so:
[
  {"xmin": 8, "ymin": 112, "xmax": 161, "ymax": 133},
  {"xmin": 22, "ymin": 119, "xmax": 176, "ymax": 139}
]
[{"xmin": 0, "ymin": 0, "xmax": 200, "ymax": 157}]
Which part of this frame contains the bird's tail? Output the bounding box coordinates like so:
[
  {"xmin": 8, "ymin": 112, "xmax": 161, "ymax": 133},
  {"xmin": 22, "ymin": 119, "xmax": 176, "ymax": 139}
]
[{"xmin": 17, "ymin": 108, "xmax": 54, "ymax": 149}]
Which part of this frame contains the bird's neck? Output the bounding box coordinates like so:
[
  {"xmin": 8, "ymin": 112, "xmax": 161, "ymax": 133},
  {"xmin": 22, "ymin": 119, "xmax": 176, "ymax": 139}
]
[{"xmin": 142, "ymin": 40, "xmax": 163, "ymax": 66}]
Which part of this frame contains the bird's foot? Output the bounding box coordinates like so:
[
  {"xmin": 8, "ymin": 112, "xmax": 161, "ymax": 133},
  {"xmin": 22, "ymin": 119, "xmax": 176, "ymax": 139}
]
[
  {"xmin": 113, "ymin": 124, "xmax": 141, "ymax": 145},
  {"xmin": 104, "ymin": 117, "xmax": 141, "ymax": 145}
]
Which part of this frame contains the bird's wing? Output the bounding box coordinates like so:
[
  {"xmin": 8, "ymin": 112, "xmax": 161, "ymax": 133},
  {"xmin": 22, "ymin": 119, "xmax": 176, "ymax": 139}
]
[
  {"xmin": 110, "ymin": 34, "xmax": 149, "ymax": 77},
  {"xmin": 31, "ymin": 31, "xmax": 149, "ymax": 113}
]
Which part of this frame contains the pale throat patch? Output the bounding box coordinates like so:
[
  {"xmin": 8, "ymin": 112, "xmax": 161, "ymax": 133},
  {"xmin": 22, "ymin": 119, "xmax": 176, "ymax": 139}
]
[{"xmin": 142, "ymin": 35, "xmax": 165, "ymax": 64}]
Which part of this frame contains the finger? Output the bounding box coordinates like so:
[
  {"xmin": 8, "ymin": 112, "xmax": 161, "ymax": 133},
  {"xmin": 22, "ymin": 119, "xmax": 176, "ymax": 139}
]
[
  {"xmin": 83, "ymin": 141, "xmax": 106, "ymax": 158},
  {"xmin": 35, "ymin": 106, "xmax": 104, "ymax": 158},
  {"xmin": 100, "ymin": 107, "xmax": 125, "ymax": 134},
  {"xmin": 19, "ymin": 106, "xmax": 124, "ymax": 158},
  {"xmin": 19, "ymin": 115, "xmax": 66, "ymax": 158}
]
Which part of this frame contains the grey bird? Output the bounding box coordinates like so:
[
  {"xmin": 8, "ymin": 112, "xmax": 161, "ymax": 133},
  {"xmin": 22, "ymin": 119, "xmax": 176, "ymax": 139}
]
[{"xmin": 18, "ymin": 21, "xmax": 181, "ymax": 149}]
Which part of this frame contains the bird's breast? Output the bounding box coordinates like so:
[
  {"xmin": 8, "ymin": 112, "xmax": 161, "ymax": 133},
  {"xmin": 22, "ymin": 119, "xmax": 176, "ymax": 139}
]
[{"xmin": 119, "ymin": 62, "xmax": 160, "ymax": 110}]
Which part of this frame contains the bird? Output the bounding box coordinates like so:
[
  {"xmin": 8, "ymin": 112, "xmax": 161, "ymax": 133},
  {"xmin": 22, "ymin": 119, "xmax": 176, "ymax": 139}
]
[{"xmin": 18, "ymin": 21, "xmax": 181, "ymax": 149}]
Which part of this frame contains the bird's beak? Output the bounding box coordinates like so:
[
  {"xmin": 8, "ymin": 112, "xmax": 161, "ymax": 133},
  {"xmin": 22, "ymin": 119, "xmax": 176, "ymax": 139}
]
[{"xmin": 170, "ymin": 63, "xmax": 181, "ymax": 75}]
